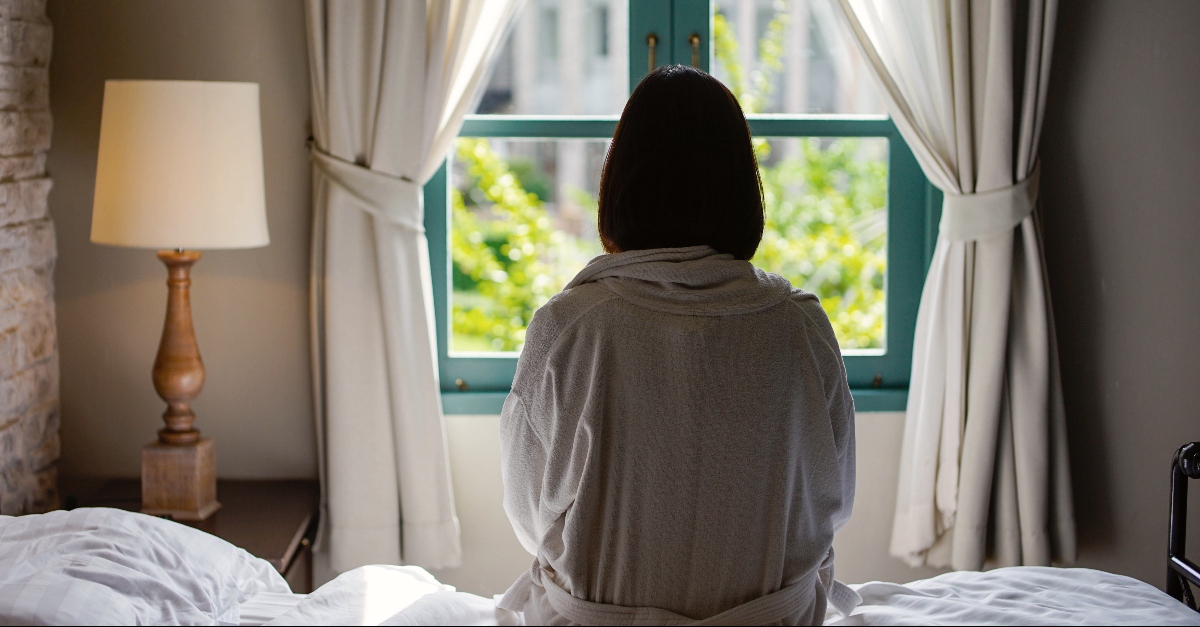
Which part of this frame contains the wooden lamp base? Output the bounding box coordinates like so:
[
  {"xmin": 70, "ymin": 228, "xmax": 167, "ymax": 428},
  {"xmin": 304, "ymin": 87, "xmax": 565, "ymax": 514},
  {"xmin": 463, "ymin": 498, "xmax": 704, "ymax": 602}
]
[
  {"xmin": 141, "ymin": 250, "xmax": 220, "ymax": 520},
  {"xmin": 142, "ymin": 438, "xmax": 221, "ymax": 520}
]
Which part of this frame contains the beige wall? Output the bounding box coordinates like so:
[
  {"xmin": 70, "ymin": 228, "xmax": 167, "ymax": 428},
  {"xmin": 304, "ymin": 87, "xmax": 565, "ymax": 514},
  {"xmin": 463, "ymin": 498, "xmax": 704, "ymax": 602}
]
[
  {"xmin": 48, "ymin": 0, "xmax": 315, "ymax": 479},
  {"xmin": 1039, "ymin": 0, "xmax": 1200, "ymax": 587},
  {"xmin": 46, "ymin": 0, "xmax": 1200, "ymax": 599}
]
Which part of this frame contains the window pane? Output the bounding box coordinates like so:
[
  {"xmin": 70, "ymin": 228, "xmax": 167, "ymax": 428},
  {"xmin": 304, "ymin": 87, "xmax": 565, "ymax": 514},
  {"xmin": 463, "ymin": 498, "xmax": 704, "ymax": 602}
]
[
  {"xmin": 450, "ymin": 134, "xmax": 887, "ymax": 354},
  {"xmin": 450, "ymin": 138, "xmax": 608, "ymax": 353},
  {"xmin": 475, "ymin": 0, "xmax": 629, "ymax": 115},
  {"xmin": 752, "ymin": 136, "xmax": 888, "ymax": 350},
  {"xmin": 712, "ymin": 0, "xmax": 885, "ymax": 115}
]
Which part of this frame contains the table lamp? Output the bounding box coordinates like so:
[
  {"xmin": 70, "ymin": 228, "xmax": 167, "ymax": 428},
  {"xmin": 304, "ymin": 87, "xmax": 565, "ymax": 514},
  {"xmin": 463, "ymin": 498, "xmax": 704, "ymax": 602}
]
[{"xmin": 90, "ymin": 80, "xmax": 269, "ymax": 520}]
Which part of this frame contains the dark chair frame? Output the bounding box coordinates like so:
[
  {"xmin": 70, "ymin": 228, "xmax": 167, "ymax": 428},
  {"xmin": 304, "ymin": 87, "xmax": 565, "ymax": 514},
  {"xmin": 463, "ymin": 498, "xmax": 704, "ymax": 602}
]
[{"xmin": 1168, "ymin": 441, "xmax": 1200, "ymax": 610}]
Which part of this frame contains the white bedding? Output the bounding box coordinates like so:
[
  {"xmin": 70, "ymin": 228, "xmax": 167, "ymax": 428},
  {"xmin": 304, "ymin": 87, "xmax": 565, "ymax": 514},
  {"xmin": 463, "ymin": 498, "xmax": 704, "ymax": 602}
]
[
  {"xmin": 3, "ymin": 508, "xmax": 1198, "ymax": 626},
  {"xmin": 238, "ymin": 592, "xmax": 306, "ymax": 626},
  {"xmin": 829, "ymin": 567, "xmax": 1200, "ymax": 626},
  {"xmin": 0, "ymin": 507, "xmax": 289, "ymax": 625},
  {"xmin": 241, "ymin": 566, "xmax": 1200, "ymax": 626},
  {"xmin": 260, "ymin": 565, "xmax": 519, "ymax": 626}
]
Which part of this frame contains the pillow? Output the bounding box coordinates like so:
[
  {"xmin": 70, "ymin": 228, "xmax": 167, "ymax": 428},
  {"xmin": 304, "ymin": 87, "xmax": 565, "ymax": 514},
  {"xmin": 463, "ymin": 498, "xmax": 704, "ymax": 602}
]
[{"xmin": 0, "ymin": 507, "xmax": 289, "ymax": 625}]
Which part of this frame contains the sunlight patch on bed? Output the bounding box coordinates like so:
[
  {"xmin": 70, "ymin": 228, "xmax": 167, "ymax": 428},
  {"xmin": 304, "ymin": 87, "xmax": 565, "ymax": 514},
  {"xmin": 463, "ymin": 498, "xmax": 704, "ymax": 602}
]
[{"xmin": 358, "ymin": 566, "xmax": 443, "ymax": 625}]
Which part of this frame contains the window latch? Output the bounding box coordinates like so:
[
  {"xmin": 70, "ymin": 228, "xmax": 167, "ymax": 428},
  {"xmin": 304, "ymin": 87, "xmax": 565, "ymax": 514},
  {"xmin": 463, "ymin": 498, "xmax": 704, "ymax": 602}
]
[{"xmin": 646, "ymin": 33, "xmax": 658, "ymax": 72}]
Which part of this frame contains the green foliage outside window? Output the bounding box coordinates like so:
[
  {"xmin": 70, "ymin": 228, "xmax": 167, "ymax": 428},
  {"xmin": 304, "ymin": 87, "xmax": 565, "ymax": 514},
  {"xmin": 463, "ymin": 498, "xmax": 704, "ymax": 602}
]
[
  {"xmin": 450, "ymin": 138, "xmax": 602, "ymax": 351},
  {"xmin": 719, "ymin": 9, "xmax": 887, "ymax": 349},
  {"xmin": 451, "ymin": 4, "xmax": 886, "ymax": 352}
]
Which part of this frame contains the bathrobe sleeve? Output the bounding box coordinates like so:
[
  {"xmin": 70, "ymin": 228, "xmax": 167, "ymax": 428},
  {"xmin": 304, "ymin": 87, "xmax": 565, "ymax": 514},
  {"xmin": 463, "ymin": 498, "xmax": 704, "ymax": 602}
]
[
  {"xmin": 797, "ymin": 294, "xmax": 861, "ymax": 615},
  {"xmin": 500, "ymin": 293, "xmax": 602, "ymax": 563},
  {"xmin": 499, "ymin": 363, "xmax": 596, "ymax": 562},
  {"xmin": 500, "ymin": 393, "xmax": 546, "ymax": 556},
  {"xmin": 830, "ymin": 351, "xmax": 856, "ymax": 534},
  {"xmin": 499, "ymin": 296, "xmax": 594, "ymax": 560},
  {"xmin": 822, "ymin": 374, "xmax": 862, "ymax": 617},
  {"xmin": 796, "ymin": 293, "xmax": 857, "ymax": 533}
]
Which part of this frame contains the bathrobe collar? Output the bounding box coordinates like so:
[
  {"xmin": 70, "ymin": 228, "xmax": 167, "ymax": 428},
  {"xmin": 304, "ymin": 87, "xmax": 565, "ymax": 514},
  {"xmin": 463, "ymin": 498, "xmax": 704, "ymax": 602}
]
[{"xmin": 564, "ymin": 245, "xmax": 794, "ymax": 316}]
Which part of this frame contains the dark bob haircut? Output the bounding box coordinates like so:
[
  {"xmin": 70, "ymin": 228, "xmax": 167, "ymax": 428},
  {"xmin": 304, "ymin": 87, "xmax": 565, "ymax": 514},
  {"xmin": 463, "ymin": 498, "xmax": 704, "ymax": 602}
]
[{"xmin": 598, "ymin": 64, "xmax": 764, "ymax": 260}]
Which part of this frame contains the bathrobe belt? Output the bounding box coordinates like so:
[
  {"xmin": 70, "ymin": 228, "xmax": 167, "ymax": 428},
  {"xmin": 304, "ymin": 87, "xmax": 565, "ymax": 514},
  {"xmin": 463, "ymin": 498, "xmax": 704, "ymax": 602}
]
[{"xmin": 500, "ymin": 557, "xmax": 861, "ymax": 626}]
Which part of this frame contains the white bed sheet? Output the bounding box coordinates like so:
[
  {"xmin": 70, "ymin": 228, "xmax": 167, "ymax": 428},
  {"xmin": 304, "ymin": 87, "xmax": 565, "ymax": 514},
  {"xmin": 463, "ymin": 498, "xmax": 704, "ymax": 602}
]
[
  {"xmin": 239, "ymin": 592, "xmax": 306, "ymax": 626},
  {"xmin": 829, "ymin": 567, "xmax": 1200, "ymax": 626},
  {"xmin": 4, "ymin": 508, "xmax": 1197, "ymax": 626},
  {"xmin": 0, "ymin": 507, "xmax": 290, "ymax": 626},
  {"xmin": 260, "ymin": 565, "xmax": 519, "ymax": 626},
  {"xmin": 248, "ymin": 565, "xmax": 1200, "ymax": 626}
]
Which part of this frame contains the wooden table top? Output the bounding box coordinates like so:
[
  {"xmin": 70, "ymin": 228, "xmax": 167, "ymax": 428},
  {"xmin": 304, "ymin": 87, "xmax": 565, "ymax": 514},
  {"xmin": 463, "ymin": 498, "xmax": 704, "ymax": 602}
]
[{"xmin": 63, "ymin": 478, "xmax": 319, "ymax": 573}]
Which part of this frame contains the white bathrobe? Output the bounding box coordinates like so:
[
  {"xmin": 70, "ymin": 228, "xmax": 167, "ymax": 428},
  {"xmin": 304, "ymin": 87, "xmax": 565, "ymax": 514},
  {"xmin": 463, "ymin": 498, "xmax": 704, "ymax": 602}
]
[{"xmin": 498, "ymin": 246, "xmax": 858, "ymax": 625}]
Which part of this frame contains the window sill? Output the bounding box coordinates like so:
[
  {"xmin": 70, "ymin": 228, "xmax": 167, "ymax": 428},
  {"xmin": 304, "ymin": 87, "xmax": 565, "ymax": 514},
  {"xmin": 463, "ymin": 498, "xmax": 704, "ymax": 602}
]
[{"xmin": 440, "ymin": 388, "xmax": 907, "ymax": 415}]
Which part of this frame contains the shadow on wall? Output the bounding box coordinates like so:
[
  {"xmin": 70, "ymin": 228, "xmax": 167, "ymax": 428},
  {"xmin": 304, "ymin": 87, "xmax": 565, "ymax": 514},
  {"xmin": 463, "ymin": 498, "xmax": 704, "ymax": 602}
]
[
  {"xmin": 1039, "ymin": 0, "xmax": 1200, "ymax": 585},
  {"xmin": 1039, "ymin": 0, "xmax": 1115, "ymax": 551}
]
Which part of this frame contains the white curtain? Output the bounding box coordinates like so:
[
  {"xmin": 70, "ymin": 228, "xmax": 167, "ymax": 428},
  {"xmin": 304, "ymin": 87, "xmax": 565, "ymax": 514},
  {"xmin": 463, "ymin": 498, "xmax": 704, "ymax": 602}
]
[
  {"xmin": 305, "ymin": 0, "xmax": 522, "ymax": 572},
  {"xmin": 833, "ymin": 0, "xmax": 1075, "ymax": 570}
]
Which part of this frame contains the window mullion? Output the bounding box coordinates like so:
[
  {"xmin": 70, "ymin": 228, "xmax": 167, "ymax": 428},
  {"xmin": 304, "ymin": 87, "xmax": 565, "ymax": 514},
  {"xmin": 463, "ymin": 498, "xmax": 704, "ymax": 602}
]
[
  {"xmin": 672, "ymin": 0, "xmax": 711, "ymax": 73},
  {"xmin": 629, "ymin": 1, "xmax": 712, "ymax": 89},
  {"xmin": 628, "ymin": 0, "xmax": 673, "ymax": 90}
]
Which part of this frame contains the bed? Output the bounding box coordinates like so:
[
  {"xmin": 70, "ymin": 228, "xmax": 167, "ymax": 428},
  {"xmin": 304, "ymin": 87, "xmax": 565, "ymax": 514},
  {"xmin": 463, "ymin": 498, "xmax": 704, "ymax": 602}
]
[{"xmin": 3, "ymin": 443, "xmax": 1198, "ymax": 626}]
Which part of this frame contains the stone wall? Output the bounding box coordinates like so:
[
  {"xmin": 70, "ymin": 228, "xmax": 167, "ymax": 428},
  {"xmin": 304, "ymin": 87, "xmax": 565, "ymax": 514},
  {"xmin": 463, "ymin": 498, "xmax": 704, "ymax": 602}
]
[{"xmin": 0, "ymin": 0, "xmax": 56, "ymax": 515}]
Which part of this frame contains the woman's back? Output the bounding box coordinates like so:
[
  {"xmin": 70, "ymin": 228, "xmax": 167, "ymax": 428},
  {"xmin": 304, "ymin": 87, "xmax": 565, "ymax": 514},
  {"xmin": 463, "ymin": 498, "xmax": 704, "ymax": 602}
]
[
  {"xmin": 499, "ymin": 246, "xmax": 855, "ymax": 625},
  {"xmin": 498, "ymin": 64, "xmax": 857, "ymax": 625}
]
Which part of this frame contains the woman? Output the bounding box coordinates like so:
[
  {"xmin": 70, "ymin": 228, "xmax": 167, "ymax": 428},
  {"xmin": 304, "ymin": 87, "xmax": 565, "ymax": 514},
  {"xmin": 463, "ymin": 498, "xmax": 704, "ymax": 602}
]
[{"xmin": 498, "ymin": 65, "xmax": 858, "ymax": 626}]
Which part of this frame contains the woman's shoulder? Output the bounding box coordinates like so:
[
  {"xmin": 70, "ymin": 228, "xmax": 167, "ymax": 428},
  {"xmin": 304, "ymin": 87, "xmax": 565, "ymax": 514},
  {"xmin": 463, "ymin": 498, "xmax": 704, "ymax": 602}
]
[
  {"xmin": 752, "ymin": 268, "xmax": 826, "ymax": 321},
  {"xmin": 783, "ymin": 284, "xmax": 822, "ymax": 314},
  {"xmin": 521, "ymin": 284, "xmax": 620, "ymax": 355},
  {"xmin": 780, "ymin": 284, "xmax": 841, "ymax": 355},
  {"xmin": 534, "ymin": 282, "xmax": 621, "ymax": 331},
  {"xmin": 512, "ymin": 284, "xmax": 620, "ymax": 397}
]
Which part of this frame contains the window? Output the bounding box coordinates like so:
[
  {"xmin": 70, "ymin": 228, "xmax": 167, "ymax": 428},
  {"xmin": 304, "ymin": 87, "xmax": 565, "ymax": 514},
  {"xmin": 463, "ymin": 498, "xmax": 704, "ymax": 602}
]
[{"xmin": 427, "ymin": 0, "xmax": 937, "ymax": 414}]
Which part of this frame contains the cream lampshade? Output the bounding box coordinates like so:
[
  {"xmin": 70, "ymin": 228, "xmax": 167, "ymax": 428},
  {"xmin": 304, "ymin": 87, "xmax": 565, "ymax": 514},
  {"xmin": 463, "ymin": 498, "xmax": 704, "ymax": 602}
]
[
  {"xmin": 92, "ymin": 80, "xmax": 269, "ymax": 249},
  {"xmin": 90, "ymin": 80, "xmax": 269, "ymax": 521}
]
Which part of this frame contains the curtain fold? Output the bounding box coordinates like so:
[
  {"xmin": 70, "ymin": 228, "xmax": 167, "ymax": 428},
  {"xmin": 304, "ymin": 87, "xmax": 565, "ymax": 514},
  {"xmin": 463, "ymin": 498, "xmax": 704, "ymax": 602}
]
[
  {"xmin": 305, "ymin": 0, "xmax": 522, "ymax": 572},
  {"xmin": 833, "ymin": 0, "xmax": 1075, "ymax": 570}
]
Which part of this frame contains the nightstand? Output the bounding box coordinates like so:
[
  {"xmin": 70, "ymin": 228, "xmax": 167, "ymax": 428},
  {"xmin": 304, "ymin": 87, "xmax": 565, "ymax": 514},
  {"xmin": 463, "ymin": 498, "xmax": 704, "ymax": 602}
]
[{"xmin": 62, "ymin": 479, "xmax": 320, "ymax": 593}]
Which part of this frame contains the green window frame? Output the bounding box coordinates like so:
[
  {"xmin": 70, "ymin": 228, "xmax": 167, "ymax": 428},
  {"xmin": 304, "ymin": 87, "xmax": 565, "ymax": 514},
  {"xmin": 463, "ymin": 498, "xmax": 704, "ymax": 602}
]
[{"xmin": 427, "ymin": 0, "xmax": 938, "ymax": 414}]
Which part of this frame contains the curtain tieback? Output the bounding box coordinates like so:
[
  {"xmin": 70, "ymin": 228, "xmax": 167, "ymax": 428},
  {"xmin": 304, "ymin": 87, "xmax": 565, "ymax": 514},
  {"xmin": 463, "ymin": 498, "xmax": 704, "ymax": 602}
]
[
  {"xmin": 309, "ymin": 143, "xmax": 425, "ymax": 233},
  {"xmin": 940, "ymin": 162, "xmax": 1040, "ymax": 241}
]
